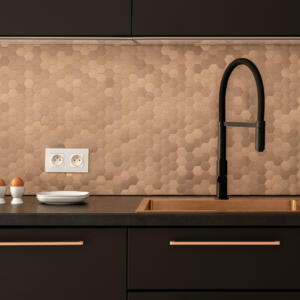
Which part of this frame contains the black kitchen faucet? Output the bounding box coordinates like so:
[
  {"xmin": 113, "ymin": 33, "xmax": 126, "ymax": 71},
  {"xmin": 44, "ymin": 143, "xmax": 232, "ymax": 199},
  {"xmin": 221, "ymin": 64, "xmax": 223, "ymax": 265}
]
[{"xmin": 217, "ymin": 58, "xmax": 265, "ymax": 199}]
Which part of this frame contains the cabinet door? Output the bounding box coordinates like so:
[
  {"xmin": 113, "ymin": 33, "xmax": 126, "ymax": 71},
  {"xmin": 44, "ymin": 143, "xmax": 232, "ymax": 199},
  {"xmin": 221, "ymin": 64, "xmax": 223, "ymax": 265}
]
[
  {"xmin": 0, "ymin": 228, "xmax": 126, "ymax": 300},
  {"xmin": 128, "ymin": 227, "xmax": 300, "ymax": 290},
  {"xmin": 132, "ymin": 0, "xmax": 300, "ymax": 37},
  {"xmin": 0, "ymin": 0, "xmax": 131, "ymax": 36},
  {"xmin": 129, "ymin": 292, "xmax": 300, "ymax": 300}
]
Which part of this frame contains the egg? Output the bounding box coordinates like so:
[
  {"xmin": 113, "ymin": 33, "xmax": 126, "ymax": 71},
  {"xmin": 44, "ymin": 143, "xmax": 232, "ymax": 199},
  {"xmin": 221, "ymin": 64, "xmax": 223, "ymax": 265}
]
[
  {"xmin": 11, "ymin": 177, "xmax": 24, "ymax": 187},
  {"xmin": 0, "ymin": 179, "xmax": 6, "ymax": 186}
]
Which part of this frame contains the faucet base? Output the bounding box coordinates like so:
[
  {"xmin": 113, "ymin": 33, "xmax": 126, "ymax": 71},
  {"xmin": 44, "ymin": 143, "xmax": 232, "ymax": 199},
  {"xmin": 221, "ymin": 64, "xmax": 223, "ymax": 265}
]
[{"xmin": 216, "ymin": 181, "xmax": 229, "ymax": 200}]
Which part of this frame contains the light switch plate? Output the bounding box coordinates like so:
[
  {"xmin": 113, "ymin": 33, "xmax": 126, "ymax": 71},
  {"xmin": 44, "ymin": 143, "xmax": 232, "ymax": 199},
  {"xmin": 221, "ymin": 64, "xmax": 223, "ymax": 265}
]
[{"xmin": 45, "ymin": 148, "xmax": 89, "ymax": 173}]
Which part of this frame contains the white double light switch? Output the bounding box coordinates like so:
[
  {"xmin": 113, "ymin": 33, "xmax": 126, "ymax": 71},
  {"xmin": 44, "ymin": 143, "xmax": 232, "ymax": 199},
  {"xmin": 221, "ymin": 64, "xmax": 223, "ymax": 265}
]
[{"xmin": 45, "ymin": 148, "xmax": 89, "ymax": 173}]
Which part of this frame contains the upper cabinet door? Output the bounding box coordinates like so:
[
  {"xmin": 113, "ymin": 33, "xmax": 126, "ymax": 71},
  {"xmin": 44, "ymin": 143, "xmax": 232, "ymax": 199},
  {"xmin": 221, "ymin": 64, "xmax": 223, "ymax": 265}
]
[
  {"xmin": 132, "ymin": 0, "xmax": 300, "ymax": 37},
  {"xmin": 0, "ymin": 0, "xmax": 131, "ymax": 36}
]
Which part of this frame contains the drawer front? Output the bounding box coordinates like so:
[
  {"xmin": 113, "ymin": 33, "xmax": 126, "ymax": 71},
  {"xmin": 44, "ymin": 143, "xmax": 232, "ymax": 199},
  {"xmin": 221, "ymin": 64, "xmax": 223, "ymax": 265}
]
[
  {"xmin": 132, "ymin": 0, "xmax": 300, "ymax": 37},
  {"xmin": 128, "ymin": 228, "xmax": 300, "ymax": 290},
  {"xmin": 0, "ymin": 0, "xmax": 131, "ymax": 36},
  {"xmin": 0, "ymin": 228, "xmax": 126, "ymax": 300},
  {"xmin": 129, "ymin": 292, "xmax": 300, "ymax": 300}
]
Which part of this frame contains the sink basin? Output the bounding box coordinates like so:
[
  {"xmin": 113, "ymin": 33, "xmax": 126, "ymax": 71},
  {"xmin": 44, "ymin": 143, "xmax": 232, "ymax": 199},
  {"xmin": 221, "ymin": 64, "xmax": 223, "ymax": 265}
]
[{"xmin": 136, "ymin": 197, "xmax": 300, "ymax": 213}]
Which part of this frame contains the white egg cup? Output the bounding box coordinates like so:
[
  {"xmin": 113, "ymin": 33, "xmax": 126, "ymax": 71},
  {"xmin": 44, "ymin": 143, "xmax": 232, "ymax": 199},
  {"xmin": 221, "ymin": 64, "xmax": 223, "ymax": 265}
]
[
  {"xmin": 10, "ymin": 186, "xmax": 24, "ymax": 205},
  {"xmin": 0, "ymin": 186, "xmax": 6, "ymax": 204}
]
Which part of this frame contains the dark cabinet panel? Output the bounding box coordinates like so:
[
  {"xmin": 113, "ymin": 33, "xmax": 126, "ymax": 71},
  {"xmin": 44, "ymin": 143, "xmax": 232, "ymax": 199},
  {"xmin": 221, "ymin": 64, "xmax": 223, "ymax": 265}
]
[
  {"xmin": 0, "ymin": 228, "xmax": 126, "ymax": 300},
  {"xmin": 128, "ymin": 227, "xmax": 300, "ymax": 290},
  {"xmin": 132, "ymin": 0, "xmax": 300, "ymax": 37},
  {"xmin": 0, "ymin": 0, "xmax": 131, "ymax": 36},
  {"xmin": 129, "ymin": 292, "xmax": 300, "ymax": 300}
]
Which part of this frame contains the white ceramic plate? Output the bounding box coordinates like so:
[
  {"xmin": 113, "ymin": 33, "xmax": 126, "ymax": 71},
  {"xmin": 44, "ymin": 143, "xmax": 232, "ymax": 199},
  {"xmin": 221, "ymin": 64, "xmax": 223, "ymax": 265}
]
[{"xmin": 37, "ymin": 191, "xmax": 89, "ymax": 205}]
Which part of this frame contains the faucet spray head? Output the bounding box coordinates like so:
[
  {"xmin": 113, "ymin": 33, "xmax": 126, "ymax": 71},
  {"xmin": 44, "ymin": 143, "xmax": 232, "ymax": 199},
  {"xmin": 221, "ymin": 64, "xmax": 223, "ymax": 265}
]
[{"xmin": 255, "ymin": 120, "xmax": 265, "ymax": 152}]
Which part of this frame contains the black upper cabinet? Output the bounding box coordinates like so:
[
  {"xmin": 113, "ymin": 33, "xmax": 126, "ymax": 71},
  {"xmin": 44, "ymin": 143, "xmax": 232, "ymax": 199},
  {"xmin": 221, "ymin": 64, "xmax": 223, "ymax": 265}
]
[
  {"xmin": 132, "ymin": 0, "xmax": 300, "ymax": 37},
  {"xmin": 2, "ymin": 0, "xmax": 300, "ymax": 38},
  {"xmin": 0, "ymin": 0, "xmax": 131, "ymax": 36}
]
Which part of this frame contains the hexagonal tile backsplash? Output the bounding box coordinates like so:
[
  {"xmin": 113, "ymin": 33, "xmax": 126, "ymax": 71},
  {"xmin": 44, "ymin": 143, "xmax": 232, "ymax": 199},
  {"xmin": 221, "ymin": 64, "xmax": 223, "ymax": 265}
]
[{"xmin": 0, "ymin": 43, "xmax": 299, "ymax": 195}]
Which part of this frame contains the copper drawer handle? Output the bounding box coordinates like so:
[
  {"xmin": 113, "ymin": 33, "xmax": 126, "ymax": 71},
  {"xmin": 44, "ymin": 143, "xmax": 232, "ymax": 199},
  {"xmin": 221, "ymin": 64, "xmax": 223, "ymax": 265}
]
[
  {"xmin": 0, "ymin": 241, "xmax": 84, "ymax": 246},
  {"xmin": 170, "ymin": 241, "xmax": 280, "ymax": 246}
]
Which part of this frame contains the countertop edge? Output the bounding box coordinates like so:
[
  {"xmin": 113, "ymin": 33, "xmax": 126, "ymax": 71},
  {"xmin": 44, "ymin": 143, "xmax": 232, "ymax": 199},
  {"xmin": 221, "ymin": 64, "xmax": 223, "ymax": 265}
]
[{"xmin": 0, "ymin": 212, "xmax": 300, "ymax": 227}]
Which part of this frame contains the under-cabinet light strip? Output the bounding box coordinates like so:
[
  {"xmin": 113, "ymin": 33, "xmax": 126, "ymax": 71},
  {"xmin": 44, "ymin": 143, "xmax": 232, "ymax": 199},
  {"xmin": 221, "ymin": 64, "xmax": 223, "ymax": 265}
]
[{"xmin": 0, "ymin": 36, "xmax": 300, "ymax": 40}]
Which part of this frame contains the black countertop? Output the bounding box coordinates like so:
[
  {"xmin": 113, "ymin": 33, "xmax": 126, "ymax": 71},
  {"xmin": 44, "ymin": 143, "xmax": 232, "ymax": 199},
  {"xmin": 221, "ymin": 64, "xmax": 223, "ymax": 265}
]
[{"xmin": 1, "ymin": 195, "xmax": 300, "ymax": 227}]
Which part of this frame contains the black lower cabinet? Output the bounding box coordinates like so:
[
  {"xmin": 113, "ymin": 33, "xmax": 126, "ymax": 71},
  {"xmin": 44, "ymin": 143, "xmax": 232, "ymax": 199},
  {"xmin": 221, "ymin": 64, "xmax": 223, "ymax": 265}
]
[
  {"xmin": 128, "ymin": 292, "xmax": 300, "ymax": 300},
  {"xmin": 0, "ymin": 228, "xmax": 126, "ymax": 300},
  {"xmin": 128, "ymin": 227, "xmax": 300, "ymax": 290},
  {"xmin": 3, "ymin": 226, "xmax": 300, "ymax": 299}
]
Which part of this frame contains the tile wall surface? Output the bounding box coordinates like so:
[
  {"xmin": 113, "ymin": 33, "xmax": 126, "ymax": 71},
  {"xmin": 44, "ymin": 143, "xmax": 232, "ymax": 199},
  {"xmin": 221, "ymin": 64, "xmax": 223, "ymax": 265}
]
[{"xmin": 0, "ymin": 44, "xmax": 298, "ymax": 195}]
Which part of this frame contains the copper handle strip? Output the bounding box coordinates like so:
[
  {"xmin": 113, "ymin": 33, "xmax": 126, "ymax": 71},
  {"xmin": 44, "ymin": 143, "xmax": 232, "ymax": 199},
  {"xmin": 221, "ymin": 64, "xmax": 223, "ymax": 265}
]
[
  {"xmin": 0, "ymin": 241, "xmax": 84, "ymax": 246},
  {"xmin": 170, "ymin": 241, "xmax": 280, "ymax": 246}
]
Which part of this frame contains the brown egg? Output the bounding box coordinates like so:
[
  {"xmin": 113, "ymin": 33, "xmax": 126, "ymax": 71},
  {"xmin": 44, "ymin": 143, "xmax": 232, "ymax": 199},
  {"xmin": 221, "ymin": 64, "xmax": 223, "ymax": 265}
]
[
  {"xmin": 0, "ymin": 179, "xmax": 6, "ymax": 186},
  {"xmin": 11, "ymin": 177, "xmax": 24, "ymax": 187}
]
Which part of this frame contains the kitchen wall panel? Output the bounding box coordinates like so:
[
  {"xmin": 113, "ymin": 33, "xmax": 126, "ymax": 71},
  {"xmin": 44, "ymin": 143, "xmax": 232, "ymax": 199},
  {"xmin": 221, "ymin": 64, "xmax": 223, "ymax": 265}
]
[{"xmin": 0, "ymin": 44, "xmax": 298, "ymax": 195}]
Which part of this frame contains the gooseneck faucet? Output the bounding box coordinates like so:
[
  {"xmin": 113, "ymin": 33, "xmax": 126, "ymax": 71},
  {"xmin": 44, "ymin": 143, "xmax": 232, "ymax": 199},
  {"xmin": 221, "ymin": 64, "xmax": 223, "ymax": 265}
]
[{"xmin": 217, "ymin": 58, "xmax": 265, "ymax": 199}]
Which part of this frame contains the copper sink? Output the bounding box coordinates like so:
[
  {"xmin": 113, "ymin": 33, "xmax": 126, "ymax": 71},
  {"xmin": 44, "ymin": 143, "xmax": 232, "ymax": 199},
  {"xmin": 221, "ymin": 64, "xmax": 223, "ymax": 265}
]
[{"xmin": 136, "ymin": 197, "xmax": 300, "ymax": 213}]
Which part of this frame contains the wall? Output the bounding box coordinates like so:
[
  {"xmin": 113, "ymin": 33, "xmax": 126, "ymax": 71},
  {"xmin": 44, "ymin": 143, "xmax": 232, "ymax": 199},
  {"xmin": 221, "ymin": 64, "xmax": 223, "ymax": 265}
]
[{"xmin": 0, "ymin": 43, "xmax": 298, "ymax": 195}]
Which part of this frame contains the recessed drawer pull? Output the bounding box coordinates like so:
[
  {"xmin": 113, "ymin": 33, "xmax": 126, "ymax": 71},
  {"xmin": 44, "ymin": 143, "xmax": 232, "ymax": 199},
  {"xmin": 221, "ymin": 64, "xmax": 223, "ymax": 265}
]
[
  {"xmin": 169, "ymin": 241, "xmax": 280, "ymax": 246},
  {"xmin": 0, "ymin": 241, "xmax": 84, "ymax": 246}
]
